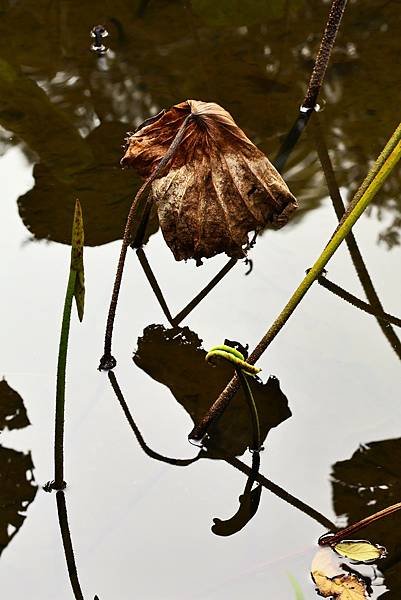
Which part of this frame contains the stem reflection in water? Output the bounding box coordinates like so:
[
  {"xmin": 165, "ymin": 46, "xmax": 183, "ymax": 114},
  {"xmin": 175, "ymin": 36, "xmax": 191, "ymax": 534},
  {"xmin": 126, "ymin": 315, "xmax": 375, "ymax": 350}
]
[
  {"xmin": 107, "ymin": 368, "xmax": 336, "ymax": 534},
  {"xmin": 311, "ymin": 115, "xmax": 401, "ymax": 359},
  {"xmin": 56, "ymin": 490, "xmax": 100, "ymax": 600}
]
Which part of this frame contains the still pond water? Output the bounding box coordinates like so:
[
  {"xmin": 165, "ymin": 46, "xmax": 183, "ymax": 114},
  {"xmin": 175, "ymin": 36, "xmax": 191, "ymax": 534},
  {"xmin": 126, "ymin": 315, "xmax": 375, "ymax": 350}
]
[{"xmin": 1, "ymin": 1, "xmax": 401, "ymax": 598}]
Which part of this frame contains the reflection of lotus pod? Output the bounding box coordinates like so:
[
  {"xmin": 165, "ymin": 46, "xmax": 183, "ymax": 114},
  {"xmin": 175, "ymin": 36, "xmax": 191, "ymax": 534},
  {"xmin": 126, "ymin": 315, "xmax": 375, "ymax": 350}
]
[{"xmin": 122, "ymin": 100, "xmax": 297, "ymax": 262}]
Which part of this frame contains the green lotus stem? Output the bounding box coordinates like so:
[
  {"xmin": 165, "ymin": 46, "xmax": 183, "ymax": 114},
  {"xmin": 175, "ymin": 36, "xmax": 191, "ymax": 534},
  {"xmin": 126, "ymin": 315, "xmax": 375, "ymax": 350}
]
[
  {"xmin": 250, "ymin": 137, "xmax": 401, "ymax": 356},
  {"xmin": 52, "ymin": 199, "xmax": 85, "ymax": 491},
  {"xmin": 331, "ymin": 121, "xmax": 401, "ymax": 237},
  {"xmin": 54, "ymin": 269, "xmax": 77, "ymax": 490},
  {"xmin": 190, "ymin": 123, "xmax": 401, "ymax": 442}
]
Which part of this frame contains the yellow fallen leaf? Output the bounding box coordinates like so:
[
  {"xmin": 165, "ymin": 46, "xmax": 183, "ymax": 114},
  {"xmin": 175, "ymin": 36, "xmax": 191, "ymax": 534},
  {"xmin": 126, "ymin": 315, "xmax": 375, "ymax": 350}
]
[
  {"xmin": 312, "ymin": 571, "xmax": 367, "ymax": 599},
  {"xmin": 334, "ymin": 540, "xmax": 385, "ymax": 563}
]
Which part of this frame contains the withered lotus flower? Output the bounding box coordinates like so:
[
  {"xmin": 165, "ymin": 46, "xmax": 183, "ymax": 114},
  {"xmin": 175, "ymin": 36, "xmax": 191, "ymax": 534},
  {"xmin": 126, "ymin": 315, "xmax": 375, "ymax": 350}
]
[{"xmin": 122, "ymin": 100, "xmax": 297, "ymax": 263}]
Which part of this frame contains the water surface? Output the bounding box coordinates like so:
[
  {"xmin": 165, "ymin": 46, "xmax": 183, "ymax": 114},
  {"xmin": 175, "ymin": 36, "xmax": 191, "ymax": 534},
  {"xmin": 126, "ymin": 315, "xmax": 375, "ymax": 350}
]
[{"xmin": 1, "ymin": 1, "xmax": 401, "ymax": 598}]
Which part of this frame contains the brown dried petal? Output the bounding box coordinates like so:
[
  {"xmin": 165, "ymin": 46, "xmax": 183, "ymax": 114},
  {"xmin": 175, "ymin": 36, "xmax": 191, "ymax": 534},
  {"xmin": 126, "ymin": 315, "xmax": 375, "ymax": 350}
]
[{"xmin": 122, "ymin": 99, "xmax": 297, "ymax": 262}]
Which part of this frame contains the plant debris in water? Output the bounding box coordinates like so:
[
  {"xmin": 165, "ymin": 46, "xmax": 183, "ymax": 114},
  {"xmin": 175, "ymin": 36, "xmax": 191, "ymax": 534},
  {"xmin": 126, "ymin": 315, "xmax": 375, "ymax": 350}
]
[
  {"xmin": 311, "ymin": 540, "xmax": 386, "ymax": 599},
  {"xmin": 122, "ymin": 100, "xmax": 297, "ymax": 263},
  {"xmin": 333, "ymin": 540, "xmax": 387, "ymax": 564}
]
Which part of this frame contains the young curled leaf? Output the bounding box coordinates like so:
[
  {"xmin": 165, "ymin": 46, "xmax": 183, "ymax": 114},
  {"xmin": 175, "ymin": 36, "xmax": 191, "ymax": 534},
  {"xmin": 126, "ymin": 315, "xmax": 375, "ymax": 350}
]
[
  {"xmin": 122, "ymin": 100, "xmax": 297, "ymax": 263},
  {"xmin": 70, "ymin": 199, "xmax": 85, "ymax": 322},
  {"xmin": 205, "ymin": 345, "xmax": 261, "ymax": 376}
]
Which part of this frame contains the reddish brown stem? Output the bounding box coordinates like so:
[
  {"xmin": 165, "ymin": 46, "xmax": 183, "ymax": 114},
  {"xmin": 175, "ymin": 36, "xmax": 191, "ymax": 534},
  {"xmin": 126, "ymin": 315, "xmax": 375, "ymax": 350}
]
[
  {"xmin": 99, "ymin": 114, "xmax": 193, "ymax": 370},
  {"xmin": 319, "ymin": 502, "xmax": 401, "ymax": 546},
  {"xmin": 302, "ymin": 0, "xmax": 348, "ymax": 110}
]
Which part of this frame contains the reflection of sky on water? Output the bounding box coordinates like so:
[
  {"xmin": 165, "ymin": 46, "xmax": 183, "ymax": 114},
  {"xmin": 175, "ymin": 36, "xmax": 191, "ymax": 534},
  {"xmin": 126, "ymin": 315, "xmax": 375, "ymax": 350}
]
[
  {"xmin": 1, "ymin": 141, "xmax": 400, "ymax": 597},
  {"xmin": 0, "ymin": 0, "xmax": 401, "ymax": 248},
  {"xmin": 1, "ymin": 0, "xmax": 401, "ymax": 596}
]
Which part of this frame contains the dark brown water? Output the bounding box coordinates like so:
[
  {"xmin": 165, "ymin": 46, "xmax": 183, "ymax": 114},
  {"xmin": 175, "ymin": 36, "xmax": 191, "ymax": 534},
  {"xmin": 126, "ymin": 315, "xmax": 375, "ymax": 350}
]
[{"xmin": 1, "ymin": 1, "xmax": 401, "ymax": 598}]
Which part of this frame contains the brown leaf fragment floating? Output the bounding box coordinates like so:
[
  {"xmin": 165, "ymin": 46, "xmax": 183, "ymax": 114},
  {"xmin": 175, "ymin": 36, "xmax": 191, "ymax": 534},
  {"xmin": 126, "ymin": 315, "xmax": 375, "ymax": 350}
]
[
  {"xmin": 122, "ymin": 100, "xmax": 297, "ymax": 263},
  {"xmin": 311, "ymin": 547, "xmax": 370, "ymax": 600},
  {"xmin": 312, "ymin": 572, "xmax": 367, "ymax": 600}
]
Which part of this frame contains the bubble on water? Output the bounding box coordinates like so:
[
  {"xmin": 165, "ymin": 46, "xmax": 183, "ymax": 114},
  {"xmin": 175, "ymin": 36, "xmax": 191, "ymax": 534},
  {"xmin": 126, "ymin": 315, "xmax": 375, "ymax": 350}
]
[
  {"xmin": 188, "ymin": 433, "xmax": 208, "ymax": 448},
  {"xmin": 90, "ymin": 25, "xmax": 109, "ymax": 55}
]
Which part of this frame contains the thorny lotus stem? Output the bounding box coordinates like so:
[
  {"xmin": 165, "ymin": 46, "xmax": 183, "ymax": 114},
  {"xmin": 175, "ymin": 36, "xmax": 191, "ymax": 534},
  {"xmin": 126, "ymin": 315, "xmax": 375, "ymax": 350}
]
[
  {"xmin": 99, "ymin": 114, "xmax": 193, "ymax": 370},
  {"xmin": 107, "ymin": 366, "xmax": 335, "ymax": 530},
  {"xmin": 54, "ymin": 269, "xmax": 76, "ymax": 490},
  {"xmin": 108, "ymin": 370, "xmax": 201, "ymax": 467},
  {"xmin": 136, "ymin": 248, "xmax": 174, "ymax": 325},
  {"xmin": 319, "ymin": 501, "xmax": 401, "ymax": 547},
  {"xmin": 332, "ymin": 121, "xmax": 401, "ymax": 238},
  {"xmin": 172, "ymin": 257, "xmax": 237, "ymax": 325},
  {"xmin": 274, "ymin": 0, "xmax": 348, "ymax": 172},
  {"xmin": 225, "ymin": 457, "xmax": 336, "ymax": 531},
  {"xmin": 56, "ymin": 491, "xmax": 98, "ymax": 600},
  {"xmin": 317, "ymin": 275, "xmax": 401, "ymax": 328},
  {"xmin": 108, "ymin": 367, "xmax": 335, "ymax": 530},
  {"xmin": 302, "ymin": 0, "xmax": 348, "ymax": 110},
  {"xmin": 189, "ymin": 122, "xmax": 401, "ymax": 442}
]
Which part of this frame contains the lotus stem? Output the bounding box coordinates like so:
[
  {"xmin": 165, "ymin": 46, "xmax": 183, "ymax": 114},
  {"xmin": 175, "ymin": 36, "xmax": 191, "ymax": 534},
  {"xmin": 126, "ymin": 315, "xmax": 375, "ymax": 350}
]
[
  {"xmin": 56, "ymin": 490, "xmax": 97, "ymax": 600},
  {"xmin": 317, "ymin": 275, "xmax": 401, "ymax": 328},
  {"xmin": 136, "ymin": 248, "xmax": 174, "ymax": 325},
  {"xmin": 312, "ymin": 114, "xmax": 401, "ymax": 358},
  {"xmin": 189, "ymin": 123, "xmax": 401, "ymax": 442},
  {"xmin": 236, "ymin": 368, "xmax": 261, "ymax": 452},
  {"xmin": 302, "ymin": 0, "xmax": 348, "ymax": 110},
  {"xmin": 54, "ymin": 268, "xmax": 76, "ymax": 490},
  {"xmin": 275, "ymin": 0, "xmax": 348, "ymax": 171},
  {"xmin": 319, "ymin": 501, "xmax": 401, "ymax": 547},
  {"xmin": 99, "ymin": 114, "xmax": 193, "ymax": 370}
]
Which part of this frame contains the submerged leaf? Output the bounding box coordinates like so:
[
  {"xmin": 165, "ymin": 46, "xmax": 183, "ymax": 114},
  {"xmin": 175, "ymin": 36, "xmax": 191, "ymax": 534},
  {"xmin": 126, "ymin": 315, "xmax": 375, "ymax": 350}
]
[
  {"xmin": 122, "ymin": 100, "xmax": 297, "ymax": 262},
  {"xmin": 70, "ymin": 199, "xmax": 85, "ymax": 321},
  {"xmin": 334, "ymin": 540, "xmax": 386, "ymax": 563}
]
